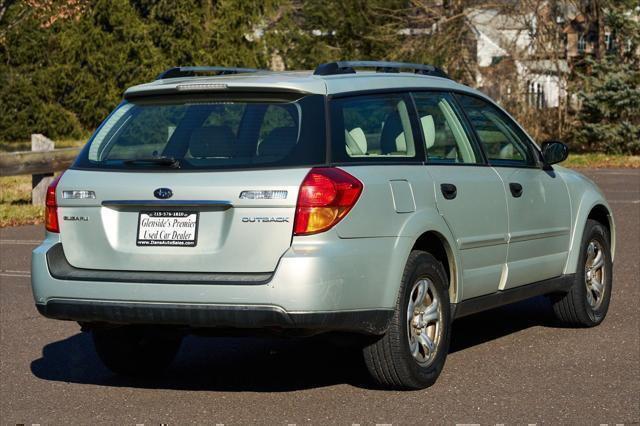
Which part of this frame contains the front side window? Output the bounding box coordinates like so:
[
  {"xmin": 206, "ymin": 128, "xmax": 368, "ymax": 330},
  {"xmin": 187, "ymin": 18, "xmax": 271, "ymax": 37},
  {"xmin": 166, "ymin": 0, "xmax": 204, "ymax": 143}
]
[
  {"xmin": 330, "ymin": 93, "xmax": 419, "ymax": 162},
  {"xmin": 455, "ymin": 94, "xmax": 537, "ymax": 167},
  {"xmin": 76, "ymin": 93, "xmax": 325, "ymax": 170},
  {"xmin": 412, "ymin": 92, "xmax": 482, "ymax": 164}
]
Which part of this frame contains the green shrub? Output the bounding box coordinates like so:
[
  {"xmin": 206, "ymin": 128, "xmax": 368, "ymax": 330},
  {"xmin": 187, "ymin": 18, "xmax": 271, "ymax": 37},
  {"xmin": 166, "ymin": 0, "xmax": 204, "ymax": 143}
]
[
  {"xmin": 571, "ymin": 59, "xmax": 640, "ymax": 155},
  {"xmin": 0, "ymin": 71, "xmax": 84, "ymax": 140}
]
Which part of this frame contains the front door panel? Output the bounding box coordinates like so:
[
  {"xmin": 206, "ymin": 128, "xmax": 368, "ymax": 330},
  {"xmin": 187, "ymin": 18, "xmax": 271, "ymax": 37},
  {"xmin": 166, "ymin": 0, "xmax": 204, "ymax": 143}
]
[
  {"xmin": 494, "ymin": 168, "xmax": 571, "ymax": 288},
  {"xmin": 453, "ymin": 93, "xmax": 572, "ymax": 290}
]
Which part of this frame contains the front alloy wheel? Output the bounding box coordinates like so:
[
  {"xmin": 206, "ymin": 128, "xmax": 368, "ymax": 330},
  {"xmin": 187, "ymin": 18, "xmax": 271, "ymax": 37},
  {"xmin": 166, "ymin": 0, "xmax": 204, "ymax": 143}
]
[
  {"xmin": 584, "ymin": 239, "xmax": 607, "ymax": 310},
  {"xmin": 551, "ymin": 219, "xmax": 613, "ymax": 327}
]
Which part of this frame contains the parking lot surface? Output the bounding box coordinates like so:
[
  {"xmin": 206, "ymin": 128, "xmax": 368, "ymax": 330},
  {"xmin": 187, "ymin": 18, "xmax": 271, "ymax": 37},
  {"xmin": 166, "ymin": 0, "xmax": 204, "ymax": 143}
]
[{"xmin": 1, "ymin": 169, "xmax": 638, "ymax": 424}]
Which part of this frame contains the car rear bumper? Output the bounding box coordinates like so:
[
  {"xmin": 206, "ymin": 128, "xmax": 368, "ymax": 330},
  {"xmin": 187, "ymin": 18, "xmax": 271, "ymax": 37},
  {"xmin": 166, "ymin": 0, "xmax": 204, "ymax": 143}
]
[
  {"xmin": 35, "ymin": 299, "xmax": 393, "ymax": 334},
  {"xmin": 46, "ymin": 243, "xmax": 273, "ymax": 285},
  {"xmin": 31, "ymin": 232, "xmax": 411, "ymax": 334}
]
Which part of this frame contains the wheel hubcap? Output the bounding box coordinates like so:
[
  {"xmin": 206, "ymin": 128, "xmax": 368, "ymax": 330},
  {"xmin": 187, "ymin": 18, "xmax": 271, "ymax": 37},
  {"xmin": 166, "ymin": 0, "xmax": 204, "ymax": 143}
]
[
  {"xmin": 584, "ymin": 240, "xmax": 606, "ymax": 309},
  {"xmin": 407, "ymin": 278, "xmax": 442, "ymax": 366}
]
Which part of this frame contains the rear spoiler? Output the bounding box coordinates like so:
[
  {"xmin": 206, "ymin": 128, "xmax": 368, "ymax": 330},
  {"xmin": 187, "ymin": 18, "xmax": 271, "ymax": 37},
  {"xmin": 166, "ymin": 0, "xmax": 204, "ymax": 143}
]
[
  {"xmin": 123, "ymin": 83, "xmax": 313, "ymax": 100},
  {"xmin": 156, "ymin": 66, "xmax": 261, "ymax": 80}
]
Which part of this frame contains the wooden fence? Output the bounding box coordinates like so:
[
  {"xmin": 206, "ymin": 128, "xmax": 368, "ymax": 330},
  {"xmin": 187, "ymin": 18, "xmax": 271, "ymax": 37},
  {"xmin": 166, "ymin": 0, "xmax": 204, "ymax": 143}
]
[{"xmin": 0, "ymin": 134, "xmax": 81, "ymax": 205}]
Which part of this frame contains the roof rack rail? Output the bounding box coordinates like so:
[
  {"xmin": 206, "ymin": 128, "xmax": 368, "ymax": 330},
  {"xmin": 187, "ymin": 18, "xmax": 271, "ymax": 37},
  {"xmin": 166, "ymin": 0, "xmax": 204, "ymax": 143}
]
[
  {"xmin": 314, "ymin": 61, "xmax": 449, "ymax": 79},
  {"xmin": 156, "ymin": 66, "xmax": 260, "ymax": 80}
]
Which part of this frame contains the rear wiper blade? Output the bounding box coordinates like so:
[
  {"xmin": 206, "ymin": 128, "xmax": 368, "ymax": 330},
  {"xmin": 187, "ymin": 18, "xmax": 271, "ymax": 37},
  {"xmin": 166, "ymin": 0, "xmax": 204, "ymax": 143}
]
[{"xmin": 123, "ymin": 157, "xmax": 181, "ymax": 168}]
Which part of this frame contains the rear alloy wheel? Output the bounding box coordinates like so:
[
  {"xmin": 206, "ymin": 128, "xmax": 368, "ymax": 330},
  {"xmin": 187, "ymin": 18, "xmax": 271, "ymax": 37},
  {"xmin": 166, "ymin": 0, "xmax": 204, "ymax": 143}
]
[
  {"xmin": 363, "ymin": 250, "xmax": 451, "ymax": 389},
  {"xmin": 92, "ymin": 326, "xmax": 183, "ymax": 377},
  {"xmin": 407, "ymin": 278, "xmax": 442, "ymax": 366},
  {"xmin": 551, "ymin": 219, "xmax": 613, "ymax": 327}
]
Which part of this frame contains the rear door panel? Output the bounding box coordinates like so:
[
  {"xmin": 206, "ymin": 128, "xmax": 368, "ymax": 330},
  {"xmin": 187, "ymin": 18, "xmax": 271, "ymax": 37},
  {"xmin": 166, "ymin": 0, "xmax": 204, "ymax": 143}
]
[
  {"xmin": 426, "ymin": 166, "xmax": 509, "ymax": 300},
  {"xmin": 57, "ymin": 168, "xmax": 308, "ymax": 273},
  {"xmin": 410, "ymin": 91, "xmax": 509, "ymax": 300}
]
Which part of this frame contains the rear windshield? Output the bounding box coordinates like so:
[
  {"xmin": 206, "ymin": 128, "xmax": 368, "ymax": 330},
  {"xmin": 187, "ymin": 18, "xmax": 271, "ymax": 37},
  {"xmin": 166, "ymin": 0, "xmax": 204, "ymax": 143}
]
[{"xmin": 74, "ymin": 93, "xmax": 326, "ymax": 170}]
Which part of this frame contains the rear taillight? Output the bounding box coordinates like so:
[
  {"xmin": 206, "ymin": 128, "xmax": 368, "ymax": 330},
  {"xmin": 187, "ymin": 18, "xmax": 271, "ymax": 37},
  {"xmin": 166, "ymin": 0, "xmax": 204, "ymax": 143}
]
[
  {"xmin": 294, "ymin": 167, "xmax": 363, "ymax": 236},
  {"xmin": 45, "ymin": 173, "xmax": 64, "ymax": 233}
]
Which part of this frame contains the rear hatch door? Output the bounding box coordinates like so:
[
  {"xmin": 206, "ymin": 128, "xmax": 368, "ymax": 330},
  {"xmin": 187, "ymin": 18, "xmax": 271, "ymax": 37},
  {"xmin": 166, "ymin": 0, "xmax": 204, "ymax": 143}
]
[
  {"xmin": 55, "ymin": 90, "xmax": 326, "ymax": 273},
  {"xmin": 57, "ymin": 168, "xmax": 307, "ymax": 272}
]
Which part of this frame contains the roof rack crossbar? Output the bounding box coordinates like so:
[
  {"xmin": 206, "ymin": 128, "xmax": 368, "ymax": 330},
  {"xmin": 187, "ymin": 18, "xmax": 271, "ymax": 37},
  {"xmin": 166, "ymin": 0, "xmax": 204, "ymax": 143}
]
[
  {"xmin": 314, "ymin": 61, "xmax": 449, "ymax": 79},
  {"xmin": 156, "ymin": 66, "xmax": 260, "ymax": 80}
]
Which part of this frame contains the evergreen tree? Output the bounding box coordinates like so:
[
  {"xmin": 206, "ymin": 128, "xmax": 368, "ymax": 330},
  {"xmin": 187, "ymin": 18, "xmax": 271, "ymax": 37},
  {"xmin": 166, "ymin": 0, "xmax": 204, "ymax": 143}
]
[
  {"xmin": 133, "ymin": 0, "xmax": 212, "ymax": 66},
  {"xmin": 274, "ymin": 0, "xmax": 408, "ymax": 70},
  {"xmin": 0, "ymin": 0, "xmax": 163, "ymax": 139},
  {"xmin": 206, "ymin": 0, "xmax": 284, "ymax": 68},
  {"xmin": 571, "ymin": 2, "xmax": 640, "ymax": 154},
  {"xmin": 52, "ymin": 0, "xmax": 164, "ymax": 128},
  {"xmin": 573, "ymin": 59, "xmax": 640, "ymax": 154},
  {"xmin": 0, "ymin": 0, "xmax": 638, "ymax": 155},
  {"xmin": 0, "ymin": 0, "xmax": 279, "ymax": 140}
]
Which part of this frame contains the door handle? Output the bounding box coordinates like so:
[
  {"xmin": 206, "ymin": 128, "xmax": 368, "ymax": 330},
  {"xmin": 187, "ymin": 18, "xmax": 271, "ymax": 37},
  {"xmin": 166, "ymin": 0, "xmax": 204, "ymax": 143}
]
[
  {"xmin": 509, "ymin": 182, "xmax": 523, "ymax": 198},
  {"xmin": 440, "ymin": 183, "xmax": 457, "ymax": 200}
]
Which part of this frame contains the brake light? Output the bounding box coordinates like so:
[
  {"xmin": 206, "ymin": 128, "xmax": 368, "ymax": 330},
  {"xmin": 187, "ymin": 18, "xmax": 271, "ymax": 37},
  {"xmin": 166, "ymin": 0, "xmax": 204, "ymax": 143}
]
[
  {"xmin": 294, "ymin": 168, "xmax": 363, "ymax": 236},
  {"xmin": 45, "ymin": 173, "xmax": 64, "ymax": 233}
]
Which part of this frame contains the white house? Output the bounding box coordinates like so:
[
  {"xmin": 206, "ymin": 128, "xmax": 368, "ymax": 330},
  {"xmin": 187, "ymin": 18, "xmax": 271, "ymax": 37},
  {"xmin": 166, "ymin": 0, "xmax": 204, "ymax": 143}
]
[{"xmin": 466, "ymin": 8, "xmax": 568, "ymax": 108}]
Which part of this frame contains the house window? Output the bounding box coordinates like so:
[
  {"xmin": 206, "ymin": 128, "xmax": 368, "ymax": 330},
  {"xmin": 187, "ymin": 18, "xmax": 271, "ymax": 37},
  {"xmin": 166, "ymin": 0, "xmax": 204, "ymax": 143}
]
[
  {"xmin": 526, "ymin": 81, "xmax": 546, "ymax": 109},
  {"xmin": 605, "ymin": 32, "xmax": 614, "ymax": 51},
  {"xmin": 578, "ymin": 34, "xmax": 586, "ymax": 53}
]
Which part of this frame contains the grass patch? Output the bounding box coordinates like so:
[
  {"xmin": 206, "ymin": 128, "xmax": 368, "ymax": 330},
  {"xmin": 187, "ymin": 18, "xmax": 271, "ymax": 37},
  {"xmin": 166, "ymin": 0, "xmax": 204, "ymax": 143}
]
[
  {"xmin": 563, "ymin": 153, "xmax": 640, "ymax": 168},
  {"xmin": 0, "ymin": 175, "xmax": 45, "ymax": 227}
]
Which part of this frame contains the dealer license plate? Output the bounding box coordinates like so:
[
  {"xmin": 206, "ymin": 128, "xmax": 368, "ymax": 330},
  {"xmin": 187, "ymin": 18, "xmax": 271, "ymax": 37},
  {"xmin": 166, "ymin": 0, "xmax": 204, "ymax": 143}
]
[{"xmin": 137, "ymin": 211, "xmax": 199, "ymax": 247}]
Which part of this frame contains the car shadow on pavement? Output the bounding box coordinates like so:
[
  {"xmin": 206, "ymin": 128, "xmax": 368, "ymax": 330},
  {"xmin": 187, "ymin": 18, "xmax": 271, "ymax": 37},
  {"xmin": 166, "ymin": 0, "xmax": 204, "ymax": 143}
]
[
  {"xmin": 31, "ymin": 296, "xmax": 560, "ymax": 391},
  {"xmin": 449, "ymin": 295, "xmax": 558, "ymax": 354},
  {"xmin": 30, "ymin": 332, "xmax": 373, "ymax": 391}
]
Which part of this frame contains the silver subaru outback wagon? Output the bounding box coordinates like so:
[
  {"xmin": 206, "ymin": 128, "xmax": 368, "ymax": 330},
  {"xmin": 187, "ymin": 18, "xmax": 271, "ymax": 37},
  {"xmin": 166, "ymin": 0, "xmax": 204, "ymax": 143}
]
[{"xmin": 32, "ymin": 61, "xmax": 615, "ymax": 389}]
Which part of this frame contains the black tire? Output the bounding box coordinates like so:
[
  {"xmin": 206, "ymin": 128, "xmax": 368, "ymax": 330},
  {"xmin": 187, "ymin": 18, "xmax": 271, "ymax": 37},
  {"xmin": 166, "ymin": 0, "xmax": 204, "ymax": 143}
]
[
  {"xmin": 362, "ymin": 250, "xmax": 451, "ymax": 390},
  {"xmin": 92, "ymin": 326, "xmax": 183, "ymax": 376},
  {"xmin": 551, "ymin": 219, "xmax": 613, "ymax": 327}
]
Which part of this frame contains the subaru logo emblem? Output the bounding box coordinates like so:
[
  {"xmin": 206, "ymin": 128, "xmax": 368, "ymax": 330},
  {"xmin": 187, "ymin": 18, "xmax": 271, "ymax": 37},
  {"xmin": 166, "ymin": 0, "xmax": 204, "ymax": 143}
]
[{"xmin": 154, "ymin": 188, "xmax": 173, "ymax": 199}]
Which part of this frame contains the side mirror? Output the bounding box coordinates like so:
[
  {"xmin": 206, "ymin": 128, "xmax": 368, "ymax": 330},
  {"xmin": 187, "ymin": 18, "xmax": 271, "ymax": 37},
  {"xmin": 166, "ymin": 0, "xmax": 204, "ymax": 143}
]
[{"xmin": 541, "ymin": 140, "xmax": 569, "ymax": 166}]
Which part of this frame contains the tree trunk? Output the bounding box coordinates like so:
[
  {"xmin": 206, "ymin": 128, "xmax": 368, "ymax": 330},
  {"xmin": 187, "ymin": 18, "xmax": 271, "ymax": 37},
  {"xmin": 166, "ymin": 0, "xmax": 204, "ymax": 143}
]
[
  {"xmin": 594, "ymin": 0, "xmax": 606, "ymax": 59},
  {"xmin": 0, "ymin": 0, "xmax": 15, "ymax": 24}
]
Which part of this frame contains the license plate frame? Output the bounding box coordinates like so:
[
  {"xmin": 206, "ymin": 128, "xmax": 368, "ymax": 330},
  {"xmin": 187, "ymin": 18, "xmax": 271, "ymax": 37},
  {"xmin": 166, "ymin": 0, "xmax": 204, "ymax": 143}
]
[{"xmin": 136, "ymin": 211, "xmax": 199, "ymax": 247}]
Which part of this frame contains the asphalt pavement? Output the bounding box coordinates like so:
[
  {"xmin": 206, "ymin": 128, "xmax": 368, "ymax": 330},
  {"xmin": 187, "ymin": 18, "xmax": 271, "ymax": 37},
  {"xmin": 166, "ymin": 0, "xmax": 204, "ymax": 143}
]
[{"xmin": 1, "ymin": 168, "xmax": 638, "ymax": 424}]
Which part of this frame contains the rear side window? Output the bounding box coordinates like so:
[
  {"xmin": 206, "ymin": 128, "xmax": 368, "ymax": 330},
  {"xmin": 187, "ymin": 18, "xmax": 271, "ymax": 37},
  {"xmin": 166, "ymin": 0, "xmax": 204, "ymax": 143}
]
[
  {"xmin": 455, "ymin": 94, "xmax": 537, "ymax": 166},
  {"xmin": 412, "ymin": 92, "xmax": 482, "ymax": 164},
  {"xmin": 75, "ymin": 93, "xmax": 325, "ymax": 170},
  {"xmin": 330, "ymin": 93, "xmax": 420, "ymax": 162}
]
